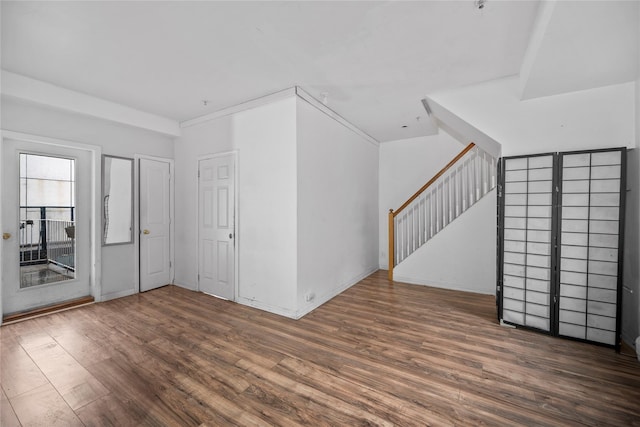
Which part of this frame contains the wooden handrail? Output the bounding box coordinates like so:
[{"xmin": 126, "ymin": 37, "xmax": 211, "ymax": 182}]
[
  {"xmin": 392, "ymin": 143, "xmax": 475, "ymax": 218},
  {"xmin": 388, "ymin": 142, "xmax": 476, "ymax": 281}
]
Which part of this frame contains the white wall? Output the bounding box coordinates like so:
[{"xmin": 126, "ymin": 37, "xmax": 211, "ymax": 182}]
[
  {"xmin": 296, "ymin": 98, "xmax": 379, "ymax": 316},
  {"xmin": 1, "ymin": 98, "xmax": 175, "ymax": 300},
  {"xmin": 233, "ymin": 97, "xmax": 298, "ymax": 316},
  {"xmin": 378, "ymin": 132, "xmax": 464, "ymax": 269},
  {"xmin": 393, "ymin": 189, "xmax": 496, "ymax": 295},
  {"xmin": 429, "ymin": 77, "xmax": 636, "ymax": 156}
]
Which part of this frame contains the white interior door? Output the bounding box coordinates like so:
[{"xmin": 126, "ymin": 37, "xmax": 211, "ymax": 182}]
[
  {"xmin": 2, "ymin": 138, "xmax": 92, "ymax": 315},
  {"xmin": 198, "ymin": 154, "xmax": 235, "ymax": 300},
  {"xmin": 139, "ymin": 158, "xmax": 172, "ymax": 292}
]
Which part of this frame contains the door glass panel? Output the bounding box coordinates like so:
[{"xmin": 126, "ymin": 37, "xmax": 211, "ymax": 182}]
[{"xmin": 19, "ymin": 153, "xmax": 76, "ymax": 288}]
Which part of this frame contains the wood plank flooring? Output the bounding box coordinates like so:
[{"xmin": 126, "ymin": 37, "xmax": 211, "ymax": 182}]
[{"xmin": 1, "ymin": 270, "xmax": 639, "ymax": 426}]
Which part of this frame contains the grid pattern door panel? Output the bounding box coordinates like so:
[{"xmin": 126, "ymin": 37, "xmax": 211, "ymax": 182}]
[
  {"xmin": 501, "ymin": 155, "xmax": 554, "ymax": 332},
  {"xmin": 558, "ymin": 150, "xmax": 623, "ymax": 346}
]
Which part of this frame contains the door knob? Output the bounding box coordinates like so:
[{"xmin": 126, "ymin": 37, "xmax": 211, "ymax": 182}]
[
  {"xmin": 143, "ymin": 229, "xmax": 150, "ymax": 235},
  {"xmin": 229, "ymin": 233, "xmax": 233, "ymax": 239},
  {"xmin": 2, "ymin": 233, "xmax": 11, "ymax": 240}
]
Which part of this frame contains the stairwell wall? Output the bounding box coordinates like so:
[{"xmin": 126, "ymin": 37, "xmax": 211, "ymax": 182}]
[
  {"xmin": 392, "ymin": 189, "xmax": 496, "ymax": 295},
  {"xmin": 378, "ymin": 131, "xmax": 464, "ymax": 270}
]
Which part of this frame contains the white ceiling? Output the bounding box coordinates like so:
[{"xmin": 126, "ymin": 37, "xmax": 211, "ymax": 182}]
[{"xmin": 1, "ymin": 1, "xmax": 541, "ymax": 142}]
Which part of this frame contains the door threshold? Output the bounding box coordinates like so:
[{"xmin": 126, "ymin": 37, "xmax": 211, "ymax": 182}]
[{"xmin": 2, "ymin": 296, "xmax": 94, "ymax": 325}]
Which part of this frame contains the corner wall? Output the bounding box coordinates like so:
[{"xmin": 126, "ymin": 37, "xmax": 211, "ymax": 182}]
[
  {"xmin": 233, "ymin": 98, "xmax": 298, "ymax": 315},
  {"xmin": 175, "ymin": 94, "xmax": 379, "ymax": 319},
  {"xmin": 174, "ymin": 96, "xmax": 298, "ymax": 317},
  {"xmin": 296, "ymin": 97, "xmax": 379, "ymax": 317}
]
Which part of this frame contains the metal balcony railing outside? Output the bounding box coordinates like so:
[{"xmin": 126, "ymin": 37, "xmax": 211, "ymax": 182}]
[{"xmin": 19, "ymin": 206, "xmax": 75, "ymax": 271}]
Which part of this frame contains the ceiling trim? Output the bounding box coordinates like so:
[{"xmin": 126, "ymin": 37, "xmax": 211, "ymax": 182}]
[
  {"xmin": 181, "ymin": 86, "xmax": 379, "ymax": 146},
  {"xmin": 295, "ymin": 87, "xmax": 379, "ymax": 147},
  {"xmin": 180, "ymin": 87, "xmax": 297, "ymax": 128},
  {"xmin": 1, "ymin": 70, "xmax": 181, "ymax": 137}
]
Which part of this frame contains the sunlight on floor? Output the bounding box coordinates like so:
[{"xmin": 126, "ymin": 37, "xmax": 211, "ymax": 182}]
[{"xmin": 20, "ymin": 264, "xmax": 74, "ymax": 288}]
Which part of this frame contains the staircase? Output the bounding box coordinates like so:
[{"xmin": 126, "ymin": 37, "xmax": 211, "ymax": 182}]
[{"xmin": 388, "ymin": 143, "xmax": 496, "ymax": 280}]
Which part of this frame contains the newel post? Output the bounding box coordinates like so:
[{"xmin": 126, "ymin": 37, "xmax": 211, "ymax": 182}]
[{"xmin": 388, "ymin": 209, "xmax": 394, "ymax": 281}]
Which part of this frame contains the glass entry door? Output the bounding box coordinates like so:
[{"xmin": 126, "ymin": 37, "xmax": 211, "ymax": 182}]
[{"xmin": 2, "ymin": 138, "xmax": 91, "ymax": 316}]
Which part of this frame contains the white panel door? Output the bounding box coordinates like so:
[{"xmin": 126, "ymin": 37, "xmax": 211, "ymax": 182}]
[
  {"xmin": 140, "ymin": 158, "xmax": 171, "ymax": 292},
  {"xmin": 198, "ymin": 154, "xmax": 235, "ymax": 300},
  {"xmin": 2, "ymin": 138, "xmax": 92, "ymax": 315}
]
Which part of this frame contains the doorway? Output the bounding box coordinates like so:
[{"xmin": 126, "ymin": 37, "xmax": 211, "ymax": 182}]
[
  {"xmin": 138, "ymin": 157, "xmax": 174, "ymax": 292},
  {"xmin": 2, "ymin": 137, "xmax": 95, "ymax": 316},
  {"xmin": 198, "ymin": 153, "xmax": 236, "ymax": 300}
]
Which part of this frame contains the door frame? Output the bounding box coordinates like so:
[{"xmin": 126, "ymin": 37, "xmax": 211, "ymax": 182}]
[
  {"xmin": 0, "ymin": 130, "xmax": 102, "ymax": 324},
  {"xmin": 196, "ymin": 151, "xmax": 239, "ymax": 300},
  {"xmin": 134, "ymin": 154, "xmax": 175, "ymax": 293}
]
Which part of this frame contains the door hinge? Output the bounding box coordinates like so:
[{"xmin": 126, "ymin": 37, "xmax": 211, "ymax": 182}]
[
  {"xmin": 197, "ymin": 273, "xmax": 200, "ymax": 282},
  {"xmin": 169, "ymin": 261, "xmax": 172, "ymax": 268},
  {"xmin": 198, "ymin": 170, "xmax": 200, "ymax": 178}
]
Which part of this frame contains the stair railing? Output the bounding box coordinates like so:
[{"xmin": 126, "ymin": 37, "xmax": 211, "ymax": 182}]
[{"xmin": 388, "ymin": 143, "xmax": 496, "ymax": 280}]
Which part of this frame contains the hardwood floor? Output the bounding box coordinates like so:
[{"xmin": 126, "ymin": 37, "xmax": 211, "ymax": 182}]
[{"xmin": 1, "ymin": 270, "xmax": 639, "ymax": 426}]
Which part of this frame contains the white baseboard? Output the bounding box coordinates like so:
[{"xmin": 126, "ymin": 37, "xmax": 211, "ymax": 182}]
[
  {"xmin": 101, "ymin": 288, "xmax": 137, "ymax": 301},
  {"xmin": 174, "ymin": 282, "xmax": 197, "ymax": 291},
  {"xmin": 236, "ymin": 266, "xmax": 379, "ymax": 320},
  {"xmin": 393, "ymin": 274, "xmax": 495, "ymax": 296},
  {"xmin": 236, "ymin": 297, "xmax": 299, "ymax": 319}
]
